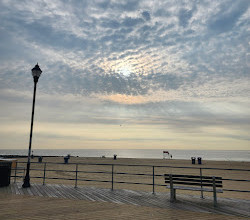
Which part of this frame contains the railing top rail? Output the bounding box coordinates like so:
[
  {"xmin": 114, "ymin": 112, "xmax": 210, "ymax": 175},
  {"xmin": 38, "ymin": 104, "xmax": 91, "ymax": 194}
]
[{"xmin": 16, "ymin": 161, "xmax": 250, "ymax": 172}]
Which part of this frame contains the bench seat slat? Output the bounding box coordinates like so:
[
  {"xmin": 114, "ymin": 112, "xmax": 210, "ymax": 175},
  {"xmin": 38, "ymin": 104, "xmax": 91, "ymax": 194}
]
[
  {"xmin": 164, "ymin": 174, "xmax": 222, "ymax": 180},
  {"xmin": 165, "ymin": 180, "xmax": 222, "ymax": 187},
  {"xmin": 166, "ymin": 185, "xmax": 223, "ymax": 193}
]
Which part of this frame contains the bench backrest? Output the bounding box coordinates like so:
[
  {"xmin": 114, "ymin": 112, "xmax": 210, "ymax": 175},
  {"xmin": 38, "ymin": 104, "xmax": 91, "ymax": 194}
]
[{"xmin": 164, "ymin": 174, "xmax": 222, "ymax": 188}]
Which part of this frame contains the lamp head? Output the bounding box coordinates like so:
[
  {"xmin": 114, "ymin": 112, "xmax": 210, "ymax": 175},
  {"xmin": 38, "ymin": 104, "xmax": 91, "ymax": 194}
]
[{"xmin": 31, "ymin": 63, "xmax": 42, "ymax": 83}]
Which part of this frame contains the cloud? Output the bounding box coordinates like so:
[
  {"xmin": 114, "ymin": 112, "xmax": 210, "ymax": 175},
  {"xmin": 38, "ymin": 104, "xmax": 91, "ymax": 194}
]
[
  {"xmin": 178, "ymin": 8, "xmax": 194, "ymax": 27},
  {"xmin": 0, "ymin": 0, "xmax": 249, "ymax": 149},
  {"xmin": 121, "ymin": 17, "xmax": 144, "ymax": 27},
  {"xmin": 114, "ymin": 0, "xmax": 140, "ymax": 12},
  {"xmin": 208, "ymin": 0, "xmax": 249, "ymax": 33},
  {"xmin": 142, "ymin": 11, "xmax": 151, "ymax": 21}
]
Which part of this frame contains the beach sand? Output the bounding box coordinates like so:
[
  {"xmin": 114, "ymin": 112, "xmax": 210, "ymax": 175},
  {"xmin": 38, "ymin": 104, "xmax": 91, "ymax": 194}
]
[{"xmin": 14, "ymin": 157, "xmax": 250, "ymax": 200}]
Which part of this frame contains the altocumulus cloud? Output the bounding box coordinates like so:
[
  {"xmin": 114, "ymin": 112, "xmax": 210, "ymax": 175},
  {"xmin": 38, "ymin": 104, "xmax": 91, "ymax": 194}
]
[{"xmin": 0, "ymin": 0, "xmax": 249, "ymax": 149}]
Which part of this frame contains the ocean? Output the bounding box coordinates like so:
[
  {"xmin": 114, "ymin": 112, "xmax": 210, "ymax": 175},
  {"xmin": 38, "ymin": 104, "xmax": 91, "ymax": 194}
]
[{"xmin": 0, "ymin": 149, "xmax": 250, "ymax": 162}]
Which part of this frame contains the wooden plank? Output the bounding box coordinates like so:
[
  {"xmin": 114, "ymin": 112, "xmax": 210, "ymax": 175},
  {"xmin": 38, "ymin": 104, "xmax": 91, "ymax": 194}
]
[
  {"xmin": 31, "ymin": 184, "xmax": 43, "ymax": 196},
  {"xmin": 95, "ymin": 189, "xmax": 119, "ymax": 203},
  {"xmin": 27, "ymin": 184, "xmax": 36, "ymax": 196},
  {"xmin": 92, "ymin": 189, "xmax": 120, "ymax": 203},
  {"xmin": 13, "ymin": 183, "xmax": 21, "ymax": 195},
  {"xmin": 57, "ymin": 184, "xmax": 77, "ymax": 199},
  {"xmin": 42, "ymin": 184, "xmax": 58, "ymax": 198},
  {"xmin": 34, "ymin": 183, "xmax": 48, "ymax": 197},
  {"xmin": 36, "ymin": 184, "xmax": 51, "ymax": 197},
  {"xmin": 111, "ymin": 190, "xmax": 143, "ymax": 206},
  {"xmin": 62, "ymin": 185, "xmax": 88, "ymax": 200},
  {"xmin": 85, "ymin": 187, "xmax": 118, "ymax": 203},
  {"xmin": 51, "ymin": 184, "xmax": 71, "ymax": 199},
  {"xmin": 49, "ymin": 184, "xmax": 67, "ymax": 198},
  {"xmin": 36, "ymin": 184, "xmax": 52, "ymax": 197},
  {"xmin": 16, "ymin": 182, "xmax": 25, "ymax": 195},
  {"xmin": 66, "ymin": 184, "xmax": 91, "ymax": 200},
  {"xmin": 47, "ymin": 184, "xmax": 66, "ymax": 198},
  {"xmin": 26, "ymin": 186, "xmax": 34, "ymax": 196},
  {"xmin": 59, "ymin": 184, "xmax": 79, "ymax": 199},
  {"xmin": 53, "ymin": 184, "xmax": 70, "ymax": 199},
  {"xmin": 74, "ymin": 187, "xmax": 96, "ymax": 201},
  {"xmin": 80, "ymin": 187, "xmax": 106, "ymax": 202},
  {"xmin": 21, "ymin": 187, "xmax": 31, "ymax": 196},
  {"xmin": 102, "ymin": 188, "xmax": 140, "ymax": 205}
]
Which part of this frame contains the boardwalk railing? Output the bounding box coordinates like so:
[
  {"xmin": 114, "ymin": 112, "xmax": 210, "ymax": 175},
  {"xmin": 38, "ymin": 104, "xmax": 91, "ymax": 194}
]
[{"xmin": 11, "ymin": 161, "xmax": 250, "ymax": 197}]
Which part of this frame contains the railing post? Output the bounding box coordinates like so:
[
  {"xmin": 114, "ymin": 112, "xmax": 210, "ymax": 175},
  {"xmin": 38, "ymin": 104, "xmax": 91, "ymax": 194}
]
[
  {"xmin": 14, "ymin": 161, "xmax": 18, "ymax": 183},
  {"xmin": 152, "ymin": 166, "xmax": 155, "ymax": 194},
  {"xmin": 213, "ymin": 176, "xmax": 217, "ymax": 207},
  {"xmin": 75, "ymin": 164, "xmax": 78, "ymax": 188},
  {"xmin": 23, "ymin": 167, "xmax": 25, "ymax": 180},
  {"xmin": 43, "ymin": 162, "xmax": 46, "ymax": 185},
  {"xmin": 200, "ymin": 168, "xmax": 204, "ymax": 199},
  {"xmin": 111, "ymin": 164, "xmax": 114, "ymax": 191}
]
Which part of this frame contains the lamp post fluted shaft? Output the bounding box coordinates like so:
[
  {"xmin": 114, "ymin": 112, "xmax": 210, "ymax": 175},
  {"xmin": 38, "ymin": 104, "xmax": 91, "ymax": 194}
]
[{"xmin": 23, "ymin": 64, "xmax": 42, "ymax": 188}]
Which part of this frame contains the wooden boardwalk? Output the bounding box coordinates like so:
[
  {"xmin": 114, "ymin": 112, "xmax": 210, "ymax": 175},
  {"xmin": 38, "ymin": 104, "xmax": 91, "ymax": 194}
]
[{"xmin": 1, "ymin": 182, "xmax": 249, "ymax": 218}]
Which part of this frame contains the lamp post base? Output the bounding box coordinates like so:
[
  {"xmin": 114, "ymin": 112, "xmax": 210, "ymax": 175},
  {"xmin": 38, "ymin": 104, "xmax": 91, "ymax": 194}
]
[{"xmin": 22, "ymin": 175, "xmax": 31, "ymax": 188}]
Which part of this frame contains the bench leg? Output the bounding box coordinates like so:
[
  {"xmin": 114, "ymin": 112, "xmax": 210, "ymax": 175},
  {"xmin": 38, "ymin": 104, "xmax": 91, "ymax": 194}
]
[
  {"xmin": 213, "ymin": 190, "xmax": 217, "ymax": 207},
  {"xmin": 170, "ymin": 189, "xmax": 176, "ymax": 202},
  {"xmin": 169, "ymin": 174, "xmax": 176, "ymax": 202}
]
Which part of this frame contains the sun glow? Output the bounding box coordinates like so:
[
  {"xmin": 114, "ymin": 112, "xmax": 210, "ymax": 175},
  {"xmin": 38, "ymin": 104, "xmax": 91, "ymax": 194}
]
[
  {"xmin": 98, "ymin": 51, "xmax": 161, "ymax": 77},
  {"xmin": 118, "ymin": 65, "xmax": 132, "ymax": 77}
]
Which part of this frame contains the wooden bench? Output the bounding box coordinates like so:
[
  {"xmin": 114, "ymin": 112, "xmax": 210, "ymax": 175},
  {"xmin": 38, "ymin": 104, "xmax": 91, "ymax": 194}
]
[{"xmin": 164, "ymin": 174, "xmax": 223, "ymax": 207}]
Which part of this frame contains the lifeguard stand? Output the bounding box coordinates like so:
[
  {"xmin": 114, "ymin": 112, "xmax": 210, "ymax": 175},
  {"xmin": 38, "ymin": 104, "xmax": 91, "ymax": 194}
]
[{"xmin": 163, "ymin": 151, "xmax": 170, "ymax": 159}]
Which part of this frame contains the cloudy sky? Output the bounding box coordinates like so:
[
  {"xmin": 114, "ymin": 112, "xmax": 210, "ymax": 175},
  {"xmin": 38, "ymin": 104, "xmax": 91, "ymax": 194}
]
[{"xmin": 0, "ymin": 0, "xmax": 249, "ymax": 150}]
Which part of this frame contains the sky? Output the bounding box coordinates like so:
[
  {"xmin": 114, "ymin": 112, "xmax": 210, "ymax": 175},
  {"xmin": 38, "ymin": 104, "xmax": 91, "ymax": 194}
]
[{"xmin": 0, "ymin": 0, "xmax": 249, "ymax": 150}]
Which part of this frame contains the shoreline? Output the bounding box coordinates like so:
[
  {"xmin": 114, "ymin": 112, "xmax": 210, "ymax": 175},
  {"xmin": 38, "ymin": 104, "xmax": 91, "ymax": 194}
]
[
  {"xmin": 1, "ymin": 154, "xmax": 250, "ymax": 163},
  {"xmin": 1, "ymin": 149, "xmax": 249, "ymax": 162}
]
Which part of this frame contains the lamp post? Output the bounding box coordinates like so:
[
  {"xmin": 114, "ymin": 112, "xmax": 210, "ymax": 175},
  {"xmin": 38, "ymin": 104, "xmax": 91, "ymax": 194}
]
[{"xmin": 22, "ymin": 63, "xmax": 42, "ymax": 188}]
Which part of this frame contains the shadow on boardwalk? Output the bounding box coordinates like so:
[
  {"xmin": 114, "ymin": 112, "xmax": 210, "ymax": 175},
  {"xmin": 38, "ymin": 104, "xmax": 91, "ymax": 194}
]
[{"xmin": 0, "ymin": 182, "xmax": 249, "ymax": 219}]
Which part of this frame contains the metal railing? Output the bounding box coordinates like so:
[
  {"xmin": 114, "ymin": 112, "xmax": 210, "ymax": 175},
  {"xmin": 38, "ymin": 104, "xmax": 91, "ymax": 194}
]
[{"xmin": 11, "ymin": 161, "xmax": 250, "ymax": 196}]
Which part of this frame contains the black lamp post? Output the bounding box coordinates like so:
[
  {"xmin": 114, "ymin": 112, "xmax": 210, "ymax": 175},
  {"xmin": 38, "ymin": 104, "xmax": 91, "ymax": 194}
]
[{"xmin": 22, "ymin": 63, "xmax": 42, "ymax": 188}]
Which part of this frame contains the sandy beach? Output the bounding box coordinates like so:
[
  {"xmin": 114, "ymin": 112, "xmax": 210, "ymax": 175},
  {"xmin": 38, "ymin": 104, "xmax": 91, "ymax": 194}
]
[{"xmin": 14, "ymin": 156, "xmax": 250, "ymax": 200}]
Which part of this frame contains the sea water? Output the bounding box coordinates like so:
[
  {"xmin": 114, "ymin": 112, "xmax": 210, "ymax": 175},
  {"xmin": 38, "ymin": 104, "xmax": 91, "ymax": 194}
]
[{"xmin": 0, "ymin": 149, "xmax": 249, "ymax": 162}]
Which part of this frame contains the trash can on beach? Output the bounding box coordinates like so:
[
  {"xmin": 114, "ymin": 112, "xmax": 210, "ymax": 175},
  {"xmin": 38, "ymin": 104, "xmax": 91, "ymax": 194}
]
[
  {"xmin": 0, "ymin": 161, "xmax": 12, "ymax": 187},
  {"xmin": 64, "ymin": 157, "xmax": 69, "ymax": 164},
  {"xmin": 38, "ymin": 156, "xmax": 43, "ymax": 163},
  {"xmin": 198, "ymin": 157, "xmax": 202, "ymax": 165},
  {"xmin": 191, "ymin": 157, "xmax": 196, "ymax": 164}
]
